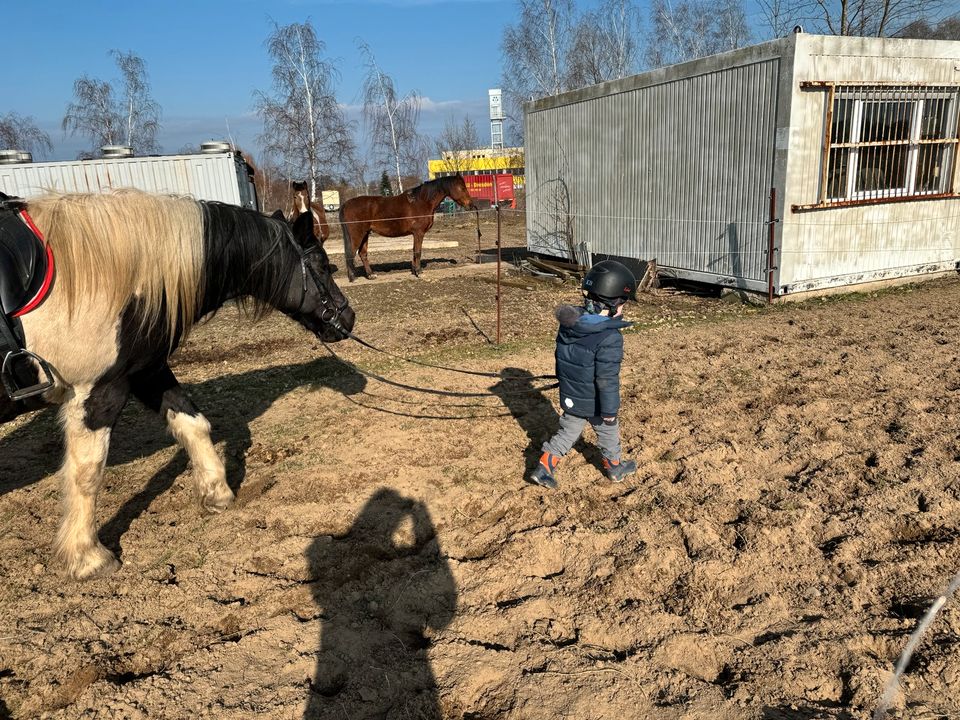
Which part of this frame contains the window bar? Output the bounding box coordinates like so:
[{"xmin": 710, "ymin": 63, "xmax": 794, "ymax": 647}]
[
  {"xmin": 846, "ymin": 88, "xmax": 863, "ymax": 200},
  {"xmin": 820, "ymin": 84, "xmax": 835, "ymax": 205},
  {"xmin": 906, "ymin": 92, "xmax": 922, "ymax": 196}
]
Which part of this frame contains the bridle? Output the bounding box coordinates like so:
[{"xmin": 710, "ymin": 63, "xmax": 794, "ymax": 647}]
[{"xmin": 290, "ymin": 239, "xmax": 351, "ymax": 338}]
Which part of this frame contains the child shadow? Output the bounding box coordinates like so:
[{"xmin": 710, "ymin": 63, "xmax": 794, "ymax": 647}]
[
  {"xmin": 304, "ymin": 488, "xmax": 456, "ymax": 719},
  {"xmin": 489, "ymin": 367, "xmax": 558, "ymax": 478},
  {"xmin": 490, "ymin": 368, "xmax": 606, "ymax": 480}
]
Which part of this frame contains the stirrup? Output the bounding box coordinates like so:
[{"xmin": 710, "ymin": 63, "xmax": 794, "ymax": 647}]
[{"xmin": 2, "ymin": 349, "xmax": 54, "ymax": 401}]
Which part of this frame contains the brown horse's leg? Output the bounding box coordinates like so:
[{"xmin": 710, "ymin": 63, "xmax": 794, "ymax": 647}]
[
  {"xmin": 412, "ymin": 230, "xmax": 424, "ymax": 277},
  {"xmin": 55, "ymin": 381, "xmax": 128, "ymax": 579},
  {"xmin": 360, "ymin": 232, "xmax": 376, "ymax": 279},
  {"xmin": 340, "ymin": 214, "xmax": 358, "ymax": 282}
]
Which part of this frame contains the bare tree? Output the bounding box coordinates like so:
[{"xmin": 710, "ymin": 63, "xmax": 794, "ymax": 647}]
[
  {"xmin": 434, "ymin": 115, "xmax": 480, "ymax": 175},
  {"xmin": 567, "ymin": 0, "xmax": 642, "ymax": 87},
  {"xmin": 358, "ymin": 40, "xmax": 425, "ymax": 193},
  {"xmin": 255, "ymin": 21, "xmax": 354, "ymax": 203},
  {"xmin": 62, "ymin": 77, "xmax": 122, "ymax": 156},
  {"xmin": 0, "ymin": 113, "xmax": 53, "ymax": 157},
  {"xmin": 501, "ymin": 0, "xmax": 577, "ymax": 141},
  {"xmin": 645, "ymin": 0, "xmax": 750, "ymax": 67},
  {"xmin": 111, "ymin": 50, "xmax": 160, "ymax": 153},
  {"xmin": 898, "ymin": 14, "xmax": 960, "ymax": 38},
  {"xmin": 755, "ymin": 0, "xmax": 952, "ymax": 37},
  {"xmin": 62, "ymin": 50, "xmax": 161, "ymax": 157}
]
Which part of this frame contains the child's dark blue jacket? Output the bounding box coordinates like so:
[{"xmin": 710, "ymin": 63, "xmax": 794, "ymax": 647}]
[{"xmin": 554, "ymin": 304, "xmax": 631, "ymax": 419}]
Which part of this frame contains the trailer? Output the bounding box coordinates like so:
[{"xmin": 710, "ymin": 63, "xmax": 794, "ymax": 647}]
[
  {"xmin": 0, "ymin": 143, "xmax": 258, "ymax": 210},
  {"xmin": 524, "ymin": 33, "xmax": 960, "ymax": 299}
]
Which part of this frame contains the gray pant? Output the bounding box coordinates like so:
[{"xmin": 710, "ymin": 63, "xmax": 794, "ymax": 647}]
[{"xmin": 542, "ymin": 413, "xmax": 622, "ymax": 462}]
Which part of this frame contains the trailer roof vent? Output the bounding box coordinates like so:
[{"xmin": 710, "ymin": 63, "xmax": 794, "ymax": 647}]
[
  {"xmin": 101, "ymin": 145, "xmax": 134, "ymax": 158},
  {"xmin": 0, "ymin": 150, "xmax": 22, "ymax": 165},
  {"xmin": 17, "ymin": 151, "xmax": 32, "ymax": 163},
  {"xmin": 200, "ymin": 141, "xmax": 232, "ymax": 154}
]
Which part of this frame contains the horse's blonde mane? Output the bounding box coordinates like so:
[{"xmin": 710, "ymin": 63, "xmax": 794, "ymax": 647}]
[{"xmin": 28, "ymin": 190, "xmax": 204, "ymax": 341}]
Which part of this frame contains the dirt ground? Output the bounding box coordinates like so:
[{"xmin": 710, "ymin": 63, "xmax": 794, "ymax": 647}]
[{"xmin": 1, "ymin": 211, "xmax": 959, "ymax": 720}]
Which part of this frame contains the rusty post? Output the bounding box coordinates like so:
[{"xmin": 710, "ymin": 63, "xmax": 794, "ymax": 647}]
[
  {"xmin": 768, "ymin": 187, "xmax": 777, "ymax": 304},
  {"xmin": 495, "ymin": 178, "xmax": 502, "ymax": 344}
]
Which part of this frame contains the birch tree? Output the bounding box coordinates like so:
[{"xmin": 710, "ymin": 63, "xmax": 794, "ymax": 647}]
[
  {"xmin": 645, "ymin": 0, "xmax": 751, "ymax": 67},
  {"xmin": 111, "ymin": 50, "xmax": 160, "ymax": 153},
  {"xmin": 62, "ymin": 50, "xmax": 161, "ymax": 157},
  {"xmin": 501, "ymin": 0, "xmax": 576, "ymax": 139},
  {"xmin": 567, "ymin": 0, "xmax": 642, "ymax": 87},
  {"xmin": 0, "ymin": 113, "xmax": 53, "ymax": 158},
  {"xmin": 358, "ymin": 41, "xmax": 425, "ymax": 193},
  {"xmin": 255, "ymin": 21, "xmax": 354, "ymax": 202}
]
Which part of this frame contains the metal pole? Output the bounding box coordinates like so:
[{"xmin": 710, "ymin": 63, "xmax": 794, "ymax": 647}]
[
  {"xmin": 495, "ymin": 177, "xmax": 502, "ymax": 345},
  {"xmin": 767, "ymin": 187, "xmax": 777, "ymax": 303}
]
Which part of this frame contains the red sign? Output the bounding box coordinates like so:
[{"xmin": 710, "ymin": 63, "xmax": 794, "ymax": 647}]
[{"xmin": 462, "ymin": 174, "xmax": 515, "ymax": 204}]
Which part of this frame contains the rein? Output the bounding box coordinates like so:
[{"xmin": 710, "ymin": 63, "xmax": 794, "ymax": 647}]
[
  {"xmin": 321, "ymin": 340, "xmax": 559, "ymax": 399},
  {"xmin": 345, "ymin": 332, "xmax": 556, "ymax": 380}
]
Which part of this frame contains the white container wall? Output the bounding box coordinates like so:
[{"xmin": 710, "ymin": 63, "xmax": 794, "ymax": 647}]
[
  {"xmin": 0, "ymin": 152, "xmax": 258, "ymax": 210},
  {"xmin": 524, "ymin": 33, "xmax": 960, "ymax": 298}
]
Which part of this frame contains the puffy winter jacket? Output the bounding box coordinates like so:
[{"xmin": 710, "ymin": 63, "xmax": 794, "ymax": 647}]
[{"xmin": 554, "ymin": 305, "xmax": 631, "ymax": 419}]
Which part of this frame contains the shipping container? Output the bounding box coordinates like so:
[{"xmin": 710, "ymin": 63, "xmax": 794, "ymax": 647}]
[
  {"xmin": 524, "ymin": 33, "xmax": 960, "ymax": 299},
  {"xmin": 0, "ymin": 150, "xmax": 259, "ymax": 210}
]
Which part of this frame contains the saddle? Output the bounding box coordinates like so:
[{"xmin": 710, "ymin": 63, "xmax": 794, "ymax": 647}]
[{"xmin": 0, "ymin": 192, "xmax": 55, "ymax": 401}]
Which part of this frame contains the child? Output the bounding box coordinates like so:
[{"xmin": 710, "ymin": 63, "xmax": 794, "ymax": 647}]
[{"xmin": 530, "ymin": 260, "xmax": 638, "ymax": 489}]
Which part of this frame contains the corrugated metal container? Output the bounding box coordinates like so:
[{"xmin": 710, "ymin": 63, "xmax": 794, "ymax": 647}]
[
  {"xmin": 0, "ymin": 151, "xmax": 258, "ymax": 210},
  {"xmin": 525, "ymin": 33, "xmax": 960, "ymax": 298}
]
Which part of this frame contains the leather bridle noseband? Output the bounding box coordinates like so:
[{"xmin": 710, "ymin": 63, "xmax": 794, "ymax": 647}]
[{"xmin": 291, "ymin": 240, "xmax": 351, "ymax": 337}]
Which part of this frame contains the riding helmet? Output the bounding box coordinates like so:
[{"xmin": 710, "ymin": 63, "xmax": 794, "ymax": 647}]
[{"xmin": 582, "ymin": 260, "xmax": 637, "ymax": 306}]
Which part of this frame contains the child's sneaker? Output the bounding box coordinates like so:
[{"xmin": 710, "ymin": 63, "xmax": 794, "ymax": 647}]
[
  {"xmin": 603, "ymin": 458, "xmax": 637, "ymax": 482},
  {"xmin": 529, "ymin": 452, "xmax": 560, "ymax": 489}
]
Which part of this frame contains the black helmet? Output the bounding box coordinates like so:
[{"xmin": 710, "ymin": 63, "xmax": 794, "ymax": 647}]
[{"xmin": 582, "ymin": 260, "xmax": 637, "ymax": 306}]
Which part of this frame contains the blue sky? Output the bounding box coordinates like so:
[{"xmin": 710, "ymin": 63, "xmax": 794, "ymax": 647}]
[
  {"xmin": 2, "ymin": 0, "xmax": 781, "ymax": 164},
  {"xmin": 2, "ymin": 0, "xmax": 518, "ymax": 163}
]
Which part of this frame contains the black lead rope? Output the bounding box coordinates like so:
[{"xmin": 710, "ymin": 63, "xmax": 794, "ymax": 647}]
[
  {"xmin": 321, "ymin": 341, "xmax": 559, "ymax": 399},
  {"xmin": 344, "ymin": 332, "xmax": 557, "ymax": 381}
]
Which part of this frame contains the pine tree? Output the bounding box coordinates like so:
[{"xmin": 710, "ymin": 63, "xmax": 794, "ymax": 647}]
[{"xmin": 379, "ymin": 170, "xmax": 393, "ymax": 196}]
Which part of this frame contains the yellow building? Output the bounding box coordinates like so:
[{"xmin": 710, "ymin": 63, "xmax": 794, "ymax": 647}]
[{"xmin": 428, "ymin": 147, "xmax": 525, "ymax": 188}]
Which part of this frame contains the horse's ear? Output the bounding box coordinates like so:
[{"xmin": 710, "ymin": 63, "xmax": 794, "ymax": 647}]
[{"xmin": 270, "ymin": 209, "xmax": 286, "ymax": 222}]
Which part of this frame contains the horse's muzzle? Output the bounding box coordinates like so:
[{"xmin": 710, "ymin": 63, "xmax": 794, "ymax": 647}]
[{"xmin": 319, "ymin": 305, "xmax": 355, "ymax": 342}]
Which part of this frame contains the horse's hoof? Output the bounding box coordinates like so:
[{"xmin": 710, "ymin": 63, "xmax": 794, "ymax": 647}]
[
  {"xmin": 201, "ymin": 487, "xmax": 235, "ymax": 514},
  {"xmin": 367, "ymin": 274, "xmax": 377, "ymax": 280},
  {"xmin": 66, "ymin": 544, "xmax": 121, "ymax": 580}
]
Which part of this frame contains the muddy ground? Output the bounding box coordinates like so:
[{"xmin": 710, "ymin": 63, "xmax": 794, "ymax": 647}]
[{"xmin": 1, "ymin": 211, "xmax": 959, "ymax": 719}]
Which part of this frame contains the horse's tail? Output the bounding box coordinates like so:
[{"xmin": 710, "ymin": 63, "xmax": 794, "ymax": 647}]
[{"xmin": 339, "ymin": 206, "xmax": 356, "ymax": 281}]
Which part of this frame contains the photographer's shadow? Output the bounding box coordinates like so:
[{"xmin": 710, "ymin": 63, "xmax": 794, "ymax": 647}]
[{"xmin": 305, "ymin": 488, "xmax": 456, "ymax": 719}]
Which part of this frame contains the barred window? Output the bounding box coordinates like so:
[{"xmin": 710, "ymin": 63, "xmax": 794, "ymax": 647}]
[{"xmin": 810, "ymin": 84, "xmax": 960, "ymax": 208}]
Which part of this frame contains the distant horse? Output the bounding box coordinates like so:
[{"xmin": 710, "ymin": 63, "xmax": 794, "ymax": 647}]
[
  {"xmin": 0, "ymin": 190, "xmax": 354, "ymax": 579},
  {"xmin": 339, "ymin": 175, "xmax": 475, "ymax": 280},
  {"xmin": 290, "ymin": 180, "xmax": 330, "ymax": 245}
]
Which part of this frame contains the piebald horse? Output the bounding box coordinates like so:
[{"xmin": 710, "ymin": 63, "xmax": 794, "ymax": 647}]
[
  {"xmin": 290, "ymin": 180, "xmax": 330, "ymax": 245},
  {"xmin": 1, "ymin": 190, "xmax": 354, "ymax": 579},
  {"xmin": 339, "ymin": 175, "xmax": 475, "ymax": 280}
]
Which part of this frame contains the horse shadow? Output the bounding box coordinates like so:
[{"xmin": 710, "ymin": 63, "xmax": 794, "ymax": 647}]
[
  {"xmin": 490, "ymin": 367, "xmax": 605, "ymax": 482},
  {"xmin": 0, "ymin": 356, "xmax": 366, "ymax": 555},
  {"xmin": 344, "ymin": 256, "xmax": 461, "ymax": 280},
  {"xmin": 304, "ymin": 487, "xmax": 456, "ymax": 719}
]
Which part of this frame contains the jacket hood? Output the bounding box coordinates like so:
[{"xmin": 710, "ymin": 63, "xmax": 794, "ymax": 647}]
[{"xmin": 555, "ymin": 304, "xmax": 631, "ymax": 339}]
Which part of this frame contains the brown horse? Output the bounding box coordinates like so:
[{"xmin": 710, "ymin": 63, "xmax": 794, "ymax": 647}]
[
  {"xmin": 339, "ymin": 175, "xmax": 475, "ymax": 280},
  {"xmin": 290, "ymin": 181, "xmax": 330, "ymax": 245}
]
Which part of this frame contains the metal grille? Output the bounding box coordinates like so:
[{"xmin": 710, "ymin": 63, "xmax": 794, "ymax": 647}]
[{"xmin": 800, "ymin": 82, "xmax": 960, "ymax": 209}]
